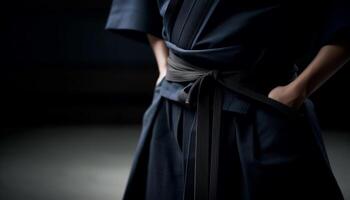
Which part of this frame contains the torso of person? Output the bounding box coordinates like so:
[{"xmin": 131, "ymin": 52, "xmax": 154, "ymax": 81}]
[
  {"xmin": 156, "ymin": 0, "xmax": 330, "ymax": 106},
  {"xmin": 159, "ymin": 0, "xmax": 326, "ymax": 69}
]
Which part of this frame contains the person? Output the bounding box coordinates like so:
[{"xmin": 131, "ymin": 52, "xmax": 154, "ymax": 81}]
[{"xmin": 105, "ymin": 0, "xmax": 350, "ymax": 199}]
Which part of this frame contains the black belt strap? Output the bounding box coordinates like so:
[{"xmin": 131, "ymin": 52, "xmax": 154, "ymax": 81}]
[
  {"xmin": 165, "ymin": 50, "xmax": 300, "ymax": 200},
  {"xmin": 166, "ymin": 51, "xmax": 246, "ymax": 200}
]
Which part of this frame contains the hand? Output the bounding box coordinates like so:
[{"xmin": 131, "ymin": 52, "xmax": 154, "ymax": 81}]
[{"xmin": 268, "ymin": 83, "xmax": 307, "ymax": 110}]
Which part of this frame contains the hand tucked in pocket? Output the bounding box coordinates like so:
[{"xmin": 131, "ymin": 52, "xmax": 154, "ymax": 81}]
[{"xmin": 268, "ymin": 83, "xmax": 307, "ymax": 110}]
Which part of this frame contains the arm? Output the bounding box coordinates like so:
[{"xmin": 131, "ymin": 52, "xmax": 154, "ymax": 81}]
[
  {"xmin": 147, "ymin": 34, "xmax": 169, "ymax": 86},
  {"xmin": 268, "ymin": 44, "xmax": 350, "ymax": 108}
]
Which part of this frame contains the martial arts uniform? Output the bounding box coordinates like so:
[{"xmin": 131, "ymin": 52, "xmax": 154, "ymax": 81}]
[{"xmin": 105, "ymin": 0, "xmax": 349, "ymax": 199}]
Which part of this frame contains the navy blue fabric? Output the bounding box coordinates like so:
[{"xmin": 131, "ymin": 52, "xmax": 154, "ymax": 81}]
[
  {"xmin": 106, "ymin": 0, "xmax": 350, "ymax": 68},
  {"xmin": 105, "ymin": 0, "xmax": 350, "ymax": 121},
  {"xmin": 121, "ymin": 78, "xmax": 344, "ymax": 200},
  {"xmin": 105, "ymin": 1, "xmax": 347, "ymax": 199},
  {"xmin": 105, "ymin": 0, "xmax": 163, "ymax": 44}
]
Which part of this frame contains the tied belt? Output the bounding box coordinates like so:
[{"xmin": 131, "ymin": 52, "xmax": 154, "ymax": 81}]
[{"xmin": 165, "ymin": 51, "xmax": 299, "ymax": 200}]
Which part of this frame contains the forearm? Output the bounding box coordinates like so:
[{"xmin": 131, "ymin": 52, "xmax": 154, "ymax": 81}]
[
  {"xmin": 290, "ymin": 44, "xmax": 350, "ymax": 98},
  {"xmin": 147, "ymin": 34, "xmax": 169, "ymax": 75}
]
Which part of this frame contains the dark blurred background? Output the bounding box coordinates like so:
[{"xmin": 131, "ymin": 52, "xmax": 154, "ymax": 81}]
[
  {"xmin": 1, "ymin": 0, "xmax": 349, "ymax": 200},
  {"xmin": 2, "ymin": 0, "xmax": 161, "ymax": 127}
]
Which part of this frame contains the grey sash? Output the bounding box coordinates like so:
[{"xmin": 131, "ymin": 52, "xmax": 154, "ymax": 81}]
[{"xmin": 165, "ymin": 50, "xmax": 300, "ymax": 200}]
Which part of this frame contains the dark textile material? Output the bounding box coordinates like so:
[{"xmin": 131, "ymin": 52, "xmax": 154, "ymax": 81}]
[
  {"xmin": 105, "ymin": 0, "xmax": 348, "ymax": 199},
  {"xmin": 165, "ymin": 51, "xmax": 303, "ymax": 200},
  {"xmin": 106, "ymin": 0, "xmax": 350, "ymax": 68},
  {"xmin": 122, "ymin": 77, "xmax": 344, "ymax": 200}
]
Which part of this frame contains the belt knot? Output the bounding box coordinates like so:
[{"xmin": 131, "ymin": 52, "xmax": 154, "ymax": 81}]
[{"xmin": 206, "ymin": 70, "xmax": 220, "ymax": 80}]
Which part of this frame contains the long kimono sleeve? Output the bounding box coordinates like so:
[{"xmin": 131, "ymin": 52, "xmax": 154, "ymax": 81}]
[
  {"xmin": 105, "ymin": 0, "xmax": 164, "ymax": 44},
  {"xmin": 317, "ymin": 0, "xmax": 350, "ymax": 47}
]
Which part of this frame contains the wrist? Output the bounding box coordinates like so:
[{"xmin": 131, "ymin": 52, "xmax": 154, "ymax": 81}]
[
  {"xmin": 158, "ymin": 62, "xmax": 167, "ymax": 75},
  {"xmin": 287, "ymin": 78, "xmax": 310, "ymax": 100},
  {"xmin": 158, "ymin": 67, "xmax": 167, "ymax": 76}
]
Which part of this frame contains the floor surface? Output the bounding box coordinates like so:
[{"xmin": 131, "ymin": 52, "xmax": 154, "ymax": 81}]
[{"xmin": 0, "ymin": 126, "xmax": 349, "ymax": 200}]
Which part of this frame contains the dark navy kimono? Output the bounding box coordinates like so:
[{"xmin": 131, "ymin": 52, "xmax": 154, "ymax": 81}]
[{"xmin": 106, "ymin": 0, "xmax": 349, "ymax": 199}]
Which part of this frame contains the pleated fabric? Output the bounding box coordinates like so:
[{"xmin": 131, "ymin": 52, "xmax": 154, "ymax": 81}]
[{"xmin": 121, "ymin": 78, "xmax": 344, "ymax": 200}]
